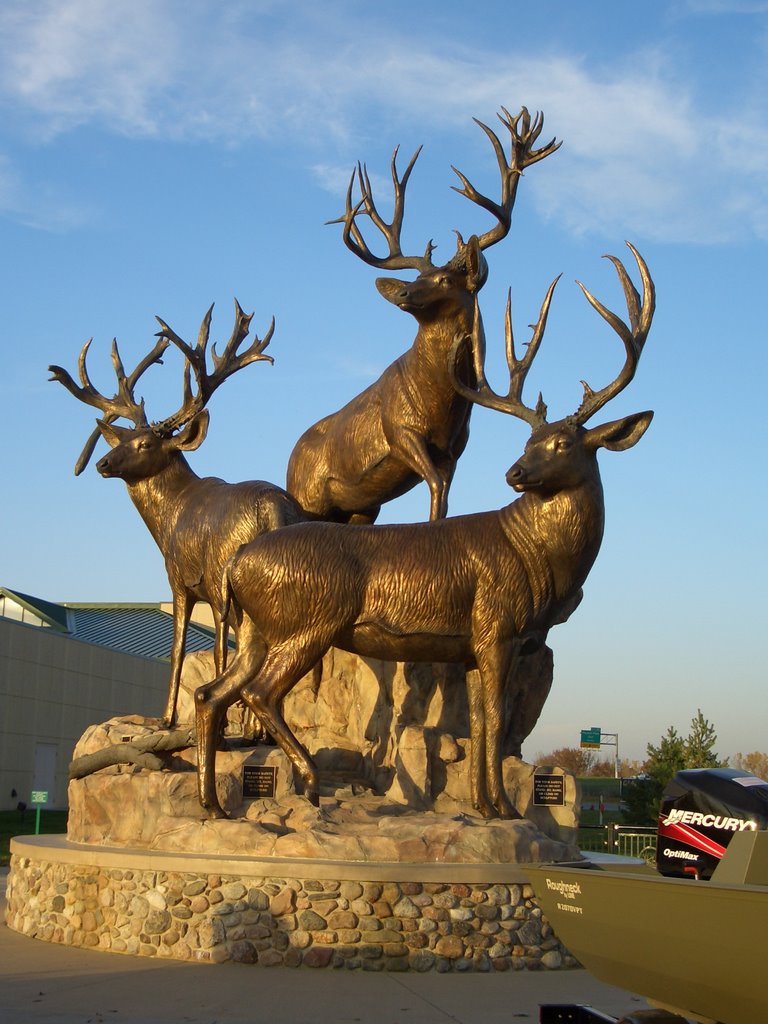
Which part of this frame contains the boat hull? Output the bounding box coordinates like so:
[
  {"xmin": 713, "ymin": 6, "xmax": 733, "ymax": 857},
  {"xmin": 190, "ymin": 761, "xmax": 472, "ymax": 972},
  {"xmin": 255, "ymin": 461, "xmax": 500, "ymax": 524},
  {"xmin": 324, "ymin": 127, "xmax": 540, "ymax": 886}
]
[{"xmin": 528, "ymin": 832, "xmax": 768, "ymax": 1024}]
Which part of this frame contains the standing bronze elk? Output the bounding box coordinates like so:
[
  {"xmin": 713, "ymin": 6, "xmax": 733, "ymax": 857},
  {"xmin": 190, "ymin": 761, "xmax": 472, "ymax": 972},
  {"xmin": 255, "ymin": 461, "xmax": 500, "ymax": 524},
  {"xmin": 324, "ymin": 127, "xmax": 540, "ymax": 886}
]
[
  {"xmin": 195, "ymin": 243, "xmax": 655, "ymax": 820},
  {"xmin": 48, "ymin": 301, "xmax": 306, "ymax": 727},
  {"xmin": 286, "ymin": 106, "xmax": 560, "ymax": 524}
]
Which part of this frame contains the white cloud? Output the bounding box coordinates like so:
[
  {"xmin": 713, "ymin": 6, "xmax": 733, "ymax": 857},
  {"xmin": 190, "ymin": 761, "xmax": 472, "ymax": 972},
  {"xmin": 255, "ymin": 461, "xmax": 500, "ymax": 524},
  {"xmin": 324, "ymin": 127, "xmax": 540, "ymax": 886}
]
[
  {"xmin": 0, "ymin": 1, "xmax": 766, "ymax": 243},
  {"xmin": 0, "ymin": 0, "xmax": 179, "ymax": 138}
]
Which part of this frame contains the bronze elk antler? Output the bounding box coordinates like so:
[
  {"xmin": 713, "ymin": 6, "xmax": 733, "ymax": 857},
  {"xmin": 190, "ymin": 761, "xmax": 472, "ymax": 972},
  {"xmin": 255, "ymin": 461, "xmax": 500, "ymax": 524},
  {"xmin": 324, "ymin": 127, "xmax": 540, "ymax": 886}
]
[
  {"xmin": 330, "ymin": 106, "xmax": 560, "ymax": 273},
  {"xmin": 48, "ymin": 335, "xmax": 170, "ymax": 475},
  {"xmin": 451, "ymin": 106, "xmax": 561, "ymax": 252},
  {"xmin": 153, "ymin": 300, "xmax": 274, "ymax": 435},
  {"xmin": 450, "ymin": 242, "xmax": 655, "ymax": 429}
]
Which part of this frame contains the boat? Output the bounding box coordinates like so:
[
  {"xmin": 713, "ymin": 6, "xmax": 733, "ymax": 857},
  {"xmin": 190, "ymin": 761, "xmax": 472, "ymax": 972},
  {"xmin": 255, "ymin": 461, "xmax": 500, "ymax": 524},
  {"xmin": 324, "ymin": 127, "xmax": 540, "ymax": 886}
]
[{"xmin": 528, "ymin": 770, "xmax": 768, "ymax": 1024}]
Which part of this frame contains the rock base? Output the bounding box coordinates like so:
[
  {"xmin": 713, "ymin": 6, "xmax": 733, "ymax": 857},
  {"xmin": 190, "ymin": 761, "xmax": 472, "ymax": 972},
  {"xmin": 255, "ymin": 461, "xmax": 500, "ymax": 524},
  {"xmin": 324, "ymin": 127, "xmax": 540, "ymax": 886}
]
[{"xmin": 67, "ymin": 717, "xmax": 580, "ymax": 860}]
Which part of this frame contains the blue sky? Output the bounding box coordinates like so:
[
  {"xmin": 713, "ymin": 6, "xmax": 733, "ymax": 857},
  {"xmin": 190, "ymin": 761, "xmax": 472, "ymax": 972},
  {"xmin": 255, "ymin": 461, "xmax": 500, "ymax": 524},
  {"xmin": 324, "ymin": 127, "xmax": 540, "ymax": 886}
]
[{"xmin": 1, "ymin": 0, "xmax": 766, "ymax": 763}]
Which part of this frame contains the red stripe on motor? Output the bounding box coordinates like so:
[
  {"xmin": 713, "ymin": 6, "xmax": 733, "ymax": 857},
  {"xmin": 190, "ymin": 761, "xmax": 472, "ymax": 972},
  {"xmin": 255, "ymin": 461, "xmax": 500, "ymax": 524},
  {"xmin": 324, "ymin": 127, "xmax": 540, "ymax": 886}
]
[{"xmin": 658, "ymin": 819, "xmax": 726, "ymax": 859}]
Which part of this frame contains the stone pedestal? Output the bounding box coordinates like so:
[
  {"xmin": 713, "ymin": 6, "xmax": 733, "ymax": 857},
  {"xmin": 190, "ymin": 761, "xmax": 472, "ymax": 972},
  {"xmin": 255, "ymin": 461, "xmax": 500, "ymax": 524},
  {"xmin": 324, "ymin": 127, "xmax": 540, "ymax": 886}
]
[
  {"xmin": 6, "ymin": 649, "xmax": 583, "ymax": 971},
  {"xmin": 7, "ymin": 834, "xmax": 582, "ymax": 971}
]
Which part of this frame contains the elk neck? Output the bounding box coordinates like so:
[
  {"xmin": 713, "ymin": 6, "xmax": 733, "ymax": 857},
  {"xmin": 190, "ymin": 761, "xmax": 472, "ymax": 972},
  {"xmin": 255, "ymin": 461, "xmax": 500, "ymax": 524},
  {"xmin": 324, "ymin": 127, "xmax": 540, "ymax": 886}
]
[
  {"xmin": 123, "ymin": 455, "xmax": 200, "ymax": 550},
  {"xmin": 409, "ymin": 311, "xmax": 476, "ymax": 388},
  {"xmin": 499, "ymin": 476, "xmax": 606, "ymax": 621}
]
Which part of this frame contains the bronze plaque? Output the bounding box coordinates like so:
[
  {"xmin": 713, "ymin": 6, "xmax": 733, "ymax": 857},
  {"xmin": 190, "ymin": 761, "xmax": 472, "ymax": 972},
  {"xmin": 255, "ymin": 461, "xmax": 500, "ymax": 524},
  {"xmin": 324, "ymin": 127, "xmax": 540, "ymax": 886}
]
[
  {"xmin": 533, "ymin": 774, "xmax": 565, "ymax": 806},
  {"xmin": 243, "ymin": 765, "xmax": 277, "ymax": 799}
]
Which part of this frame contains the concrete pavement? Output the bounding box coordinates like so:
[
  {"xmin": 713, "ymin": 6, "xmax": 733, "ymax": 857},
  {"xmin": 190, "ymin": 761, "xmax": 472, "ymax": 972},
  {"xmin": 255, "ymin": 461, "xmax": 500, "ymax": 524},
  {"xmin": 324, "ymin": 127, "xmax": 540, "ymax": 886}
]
[{"xmin": 2, "ymin": 869, "xmax": 651, "ymax": 1024}]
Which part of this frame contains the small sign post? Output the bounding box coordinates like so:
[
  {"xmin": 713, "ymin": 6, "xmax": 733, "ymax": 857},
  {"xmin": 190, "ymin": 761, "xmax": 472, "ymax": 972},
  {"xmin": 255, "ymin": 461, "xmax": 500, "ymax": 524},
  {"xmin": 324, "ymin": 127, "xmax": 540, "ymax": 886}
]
[{"xmin": 30, "ymin": 790, "xmax": 48, "ymax": 836}]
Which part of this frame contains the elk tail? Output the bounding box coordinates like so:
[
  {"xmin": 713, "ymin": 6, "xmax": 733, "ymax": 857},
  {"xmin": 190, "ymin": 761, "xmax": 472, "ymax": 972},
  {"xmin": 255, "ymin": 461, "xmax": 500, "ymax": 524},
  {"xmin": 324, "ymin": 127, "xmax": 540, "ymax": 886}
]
[{"xmin": 216, "ymin": 558, "xmax": 236, "ymax": 671}]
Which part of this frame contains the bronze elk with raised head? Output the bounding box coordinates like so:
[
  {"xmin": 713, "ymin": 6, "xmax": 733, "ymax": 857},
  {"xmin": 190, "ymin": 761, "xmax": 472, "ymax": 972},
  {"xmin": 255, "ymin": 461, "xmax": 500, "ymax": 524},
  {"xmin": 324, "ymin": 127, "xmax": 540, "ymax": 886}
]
[
  {"xmin": 286, "ymin": 107, "xmax": 560, "ymax": 524},
  {"xmin": 49, "ymin": 302, "xmax": 306, "ymax": 727},
  {"xmin": 195, "ymin": 244, "xmax": 655, "ymax": 820}
]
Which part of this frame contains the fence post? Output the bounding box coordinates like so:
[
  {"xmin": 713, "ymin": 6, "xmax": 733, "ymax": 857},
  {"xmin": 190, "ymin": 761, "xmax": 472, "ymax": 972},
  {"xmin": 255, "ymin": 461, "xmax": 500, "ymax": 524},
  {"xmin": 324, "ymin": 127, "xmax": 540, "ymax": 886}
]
[{"xmin": 608, "ymin": 824, "xmax": 618, "ymax": 853}]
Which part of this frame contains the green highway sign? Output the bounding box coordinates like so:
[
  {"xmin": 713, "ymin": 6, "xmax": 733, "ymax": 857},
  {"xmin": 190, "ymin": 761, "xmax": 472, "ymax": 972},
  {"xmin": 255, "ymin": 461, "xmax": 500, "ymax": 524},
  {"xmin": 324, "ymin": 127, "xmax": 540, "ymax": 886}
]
[{"xmin": 580, "ymin": 727, "xmax": 602, "ymax": 749}]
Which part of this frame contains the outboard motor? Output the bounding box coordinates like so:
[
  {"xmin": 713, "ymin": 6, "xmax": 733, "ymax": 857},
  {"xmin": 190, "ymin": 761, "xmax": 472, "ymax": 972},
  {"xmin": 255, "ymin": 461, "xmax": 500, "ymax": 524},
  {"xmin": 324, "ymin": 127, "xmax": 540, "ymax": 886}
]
[{"xmin": 656, "ymin": 767, "xmax": 768, "ymax": 879}]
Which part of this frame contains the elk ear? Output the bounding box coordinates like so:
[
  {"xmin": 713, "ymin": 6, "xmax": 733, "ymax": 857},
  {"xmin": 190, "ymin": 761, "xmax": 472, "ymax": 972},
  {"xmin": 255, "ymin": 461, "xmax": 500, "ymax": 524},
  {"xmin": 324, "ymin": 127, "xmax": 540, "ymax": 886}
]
[
  {"xmin": 464, "ymin": 235, "xmax": 488, "ymax": 293},
  {"xmin": 585, "ymin": 410, "xmax": 653, "ymax": 452},
  {"xmin": 173, "ymin": 409, "xmax": 210, "ymax": 451},
  {"xmin": 375, "ymin": 277, "xmax": 406, "ymax": 305},
  {"xmin": 96, "ymin": 419, "xmax": 134, "ymax": 449}
]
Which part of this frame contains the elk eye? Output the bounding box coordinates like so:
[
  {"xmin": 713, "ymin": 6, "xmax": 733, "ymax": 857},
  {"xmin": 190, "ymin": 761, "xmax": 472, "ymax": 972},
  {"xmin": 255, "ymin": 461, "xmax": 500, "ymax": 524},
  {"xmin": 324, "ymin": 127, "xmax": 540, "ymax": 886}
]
[
  {"xmin": 137, "ymin": 439, "xmax": 152, "ymax": 451},
  {"xmin": 555, "ymin": 437, "xmax": 571, "ymax": 452}
]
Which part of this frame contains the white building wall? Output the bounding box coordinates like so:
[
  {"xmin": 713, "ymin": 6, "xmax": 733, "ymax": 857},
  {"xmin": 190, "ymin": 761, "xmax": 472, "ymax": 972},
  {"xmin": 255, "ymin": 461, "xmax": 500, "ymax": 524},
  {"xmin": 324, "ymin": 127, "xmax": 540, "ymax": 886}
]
[{"xmin": 0, "ymin": 617, "xmax": 168, "ymax": 810}]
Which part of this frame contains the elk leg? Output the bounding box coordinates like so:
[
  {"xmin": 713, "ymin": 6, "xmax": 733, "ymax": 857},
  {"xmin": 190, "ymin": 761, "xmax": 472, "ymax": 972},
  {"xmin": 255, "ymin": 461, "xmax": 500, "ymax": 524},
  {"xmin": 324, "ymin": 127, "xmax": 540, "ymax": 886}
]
[
  {"xmin": 347, "ymin": 508, "xmax": 381, "ymax": 525},
  {"xmin": 241, "ymin": 643, "xmax": 329, "ymax": 805},
  {"xmin": 194, "ymin": 640, "xmax": 266, "ymax": 818},
  {"xmin": 466, "ymin": 668, "xmax": 494, "ymax": 818},
  {"xmin": 388, "ymin": 427, "xmax": 447, "ymax": 521},
  {"xmin": 163, "ymin": 589, "xmax": 194, "ymax": 727},
  {"xmin": 433, "ymin": 451, "xmax": 459, "ymax": 516},
  {"xmin": 476, "ymin": 644, "xmax": 521, "ymax": 820}
]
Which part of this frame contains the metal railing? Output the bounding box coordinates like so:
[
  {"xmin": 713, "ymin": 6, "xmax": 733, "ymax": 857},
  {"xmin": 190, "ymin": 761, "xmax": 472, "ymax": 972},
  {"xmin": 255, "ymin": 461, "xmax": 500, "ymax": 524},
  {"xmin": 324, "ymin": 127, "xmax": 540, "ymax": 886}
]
[
  {"xmin": 578, "ymin": 824, "xmax": 657, "ymax": 863},
  {"xmin": 615, "ymin": 827, "xmax": 657, "ymax": 862}
]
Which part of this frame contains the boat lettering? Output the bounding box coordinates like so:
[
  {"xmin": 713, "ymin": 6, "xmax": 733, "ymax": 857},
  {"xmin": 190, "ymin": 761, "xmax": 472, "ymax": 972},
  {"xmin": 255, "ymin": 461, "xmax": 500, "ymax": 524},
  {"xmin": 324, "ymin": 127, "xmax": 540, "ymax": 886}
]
[
  {"xmin": 661, "ymin": 809, "xmax": 758, "ymax": 832},
  {"xmin": 556, "ymin": 902, "xmax": 583, "ymax": 914},
  {"xmin": 662, "ymin": 848, "xmax": 699, "ymax": 860},
  {"xmin": 545, "ymin": 877, "xmax": 582, "ymax": 899}
]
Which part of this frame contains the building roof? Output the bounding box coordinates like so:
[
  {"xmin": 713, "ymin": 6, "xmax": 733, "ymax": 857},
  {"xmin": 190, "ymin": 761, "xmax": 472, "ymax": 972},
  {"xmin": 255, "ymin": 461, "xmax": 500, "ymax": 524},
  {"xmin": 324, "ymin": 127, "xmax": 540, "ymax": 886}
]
[
  {"xmin": 0, "ymin": 587, "xmax": 69, "ymax": 630},
  {"xmin": 0, "ymin": 587, "xmax": 217, "ymax": 662}
]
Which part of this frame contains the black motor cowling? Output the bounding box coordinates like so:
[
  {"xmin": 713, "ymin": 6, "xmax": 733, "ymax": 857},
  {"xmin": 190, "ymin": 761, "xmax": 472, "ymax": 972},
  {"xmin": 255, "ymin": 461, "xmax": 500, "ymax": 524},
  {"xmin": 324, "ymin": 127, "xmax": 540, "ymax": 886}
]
[{"xmin": 656, "ymin": 767, "xmax": 768, "ymax": 879}]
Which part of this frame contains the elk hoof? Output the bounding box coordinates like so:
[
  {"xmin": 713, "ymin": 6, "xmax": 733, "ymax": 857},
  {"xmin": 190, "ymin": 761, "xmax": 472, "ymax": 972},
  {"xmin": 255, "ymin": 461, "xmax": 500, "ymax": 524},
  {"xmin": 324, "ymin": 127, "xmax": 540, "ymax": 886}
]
[
  {"xmin": 472, "ymin": 800, "xmax": 497, "ymax": 820},
  {"xmin": 494, "ymin": 795, "xmax": 522, "ymax": 820},
  {"xmin": 202, "ymin": 803, "xmax": 229, "ymax": 820},
  {"xmin": 498, "ymin": 805, "xmax": 523, "ymax": 821},
  {"xmin": 296, "ymin": 770, "xmax": 320, "ymax": 806}
]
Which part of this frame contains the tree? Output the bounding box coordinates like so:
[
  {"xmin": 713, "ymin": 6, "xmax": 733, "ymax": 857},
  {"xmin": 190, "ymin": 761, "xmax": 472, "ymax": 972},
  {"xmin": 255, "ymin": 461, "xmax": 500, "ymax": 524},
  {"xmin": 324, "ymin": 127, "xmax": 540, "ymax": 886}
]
[
  {"xmin": 646, "ymin": 725, "xmax": 686, "ymax": 788},
  {"xmin": 732, "ymin": 751, "xmax": 768, "ymax": 780},
  {"xmin": 685, "ymin": 709, "xmax": 726, "ymax": 768},
  {"xmin": 623, "ymin": 710, "xmax": 726, "ymax": 826},
  {"xmin": 535, "ymin": 747, "xmax": 613, "ymax": 776}
]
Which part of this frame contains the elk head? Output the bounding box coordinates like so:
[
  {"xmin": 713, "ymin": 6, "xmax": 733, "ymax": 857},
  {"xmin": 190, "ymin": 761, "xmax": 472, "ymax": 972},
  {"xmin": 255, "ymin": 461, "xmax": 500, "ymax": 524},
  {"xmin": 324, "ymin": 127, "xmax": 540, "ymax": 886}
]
[
  {"xmin": 49, "ymin": 300, "xmax": 273, "ymax": 480},
  {"xmin": 95, "ymin": 412, "xmax": 210, "ymax": 484},
  {"xmin": 330, "ymin": 106, "xmax": 560, "ymax": 314},
  {"xmin": 452, "ymin": 241, "xmax": 656, "ymax": 493}
]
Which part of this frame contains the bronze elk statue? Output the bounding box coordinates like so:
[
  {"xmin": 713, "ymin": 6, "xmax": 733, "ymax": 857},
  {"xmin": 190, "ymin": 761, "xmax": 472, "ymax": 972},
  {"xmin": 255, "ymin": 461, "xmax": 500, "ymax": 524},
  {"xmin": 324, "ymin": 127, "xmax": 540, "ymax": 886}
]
[
  {"xmin": 48, "ymin": 302, "xmax": 306, "ymax": 727},
  {"xmin": 286, "ymin": 106, "xmax": 560, "ymax": 524},
  {"xmin": 195, "ymin": 243, "xmax": 655, "ymax": 820}
]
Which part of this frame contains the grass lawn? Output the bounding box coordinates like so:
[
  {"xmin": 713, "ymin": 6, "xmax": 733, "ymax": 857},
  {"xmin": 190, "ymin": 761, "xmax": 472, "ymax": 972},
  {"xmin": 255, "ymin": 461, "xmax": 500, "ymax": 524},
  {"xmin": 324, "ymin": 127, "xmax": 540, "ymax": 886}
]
[{"xmin": 0, "ymin": 809, "xmax": 68, "ymax": 867}]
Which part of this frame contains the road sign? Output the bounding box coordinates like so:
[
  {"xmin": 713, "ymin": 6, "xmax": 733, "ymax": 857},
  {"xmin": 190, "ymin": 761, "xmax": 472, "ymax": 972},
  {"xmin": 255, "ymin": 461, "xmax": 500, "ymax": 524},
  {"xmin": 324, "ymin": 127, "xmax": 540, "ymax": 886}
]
[{"xmin": 580, "ymin": 727, "xmax": 601, "ymax": 749}]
